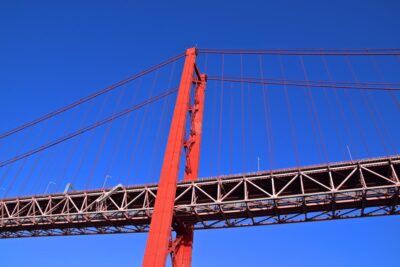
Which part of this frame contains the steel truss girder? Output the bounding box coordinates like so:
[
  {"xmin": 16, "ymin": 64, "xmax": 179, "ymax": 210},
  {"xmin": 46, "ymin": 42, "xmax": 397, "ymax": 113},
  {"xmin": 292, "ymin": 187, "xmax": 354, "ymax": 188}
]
[{"xmin": 0, "ymin": 155, "xmax": 399, "ymax": 238}]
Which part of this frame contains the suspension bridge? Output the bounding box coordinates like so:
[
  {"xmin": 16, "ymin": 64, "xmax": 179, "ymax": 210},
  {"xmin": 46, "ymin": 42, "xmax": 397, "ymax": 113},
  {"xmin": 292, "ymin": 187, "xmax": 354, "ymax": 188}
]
[{"xmin": 0, "ymin": 47, "xmax": 399, "ymax": 266}]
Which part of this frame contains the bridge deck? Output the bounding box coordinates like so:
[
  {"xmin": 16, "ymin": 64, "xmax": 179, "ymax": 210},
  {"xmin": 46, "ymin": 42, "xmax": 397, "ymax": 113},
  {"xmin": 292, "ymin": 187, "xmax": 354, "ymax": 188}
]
[{"xmin": 1, "ymin": 155, "xmax": 399, "ymax": 238}]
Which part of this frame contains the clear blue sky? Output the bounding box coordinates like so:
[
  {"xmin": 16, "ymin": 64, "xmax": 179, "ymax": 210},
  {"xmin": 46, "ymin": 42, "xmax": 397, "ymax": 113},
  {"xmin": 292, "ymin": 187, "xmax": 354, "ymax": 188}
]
[{"xmin": 0, "ymin": 1, "xmax": 399, "ymax": 266}]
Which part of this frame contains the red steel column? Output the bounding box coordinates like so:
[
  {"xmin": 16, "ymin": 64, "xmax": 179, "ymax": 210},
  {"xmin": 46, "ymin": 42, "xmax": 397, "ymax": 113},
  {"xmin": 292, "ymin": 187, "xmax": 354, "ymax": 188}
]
[
  {"xmin": 184, "ymin": 74, "xmax": 207, "ymax": 182},
  {"xmin": 173, "ymin": 74, "xmax": 206, "ymax": 267},
  {"xmin": 142, "ymin": 48, "xmax": 197, "ymax": 267}
]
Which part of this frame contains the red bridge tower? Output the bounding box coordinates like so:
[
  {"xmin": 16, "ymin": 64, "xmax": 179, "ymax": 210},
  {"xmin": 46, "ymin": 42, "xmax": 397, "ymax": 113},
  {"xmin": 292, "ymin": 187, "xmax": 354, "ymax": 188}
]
[{"xmin": 142, "ymin": 47, "xmax": 207, "ymax": 267}]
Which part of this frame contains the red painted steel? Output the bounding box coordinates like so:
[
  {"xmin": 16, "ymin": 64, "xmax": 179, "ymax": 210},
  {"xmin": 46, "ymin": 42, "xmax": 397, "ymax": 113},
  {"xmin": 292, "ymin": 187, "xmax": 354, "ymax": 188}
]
[
  {"xmin": 173, "ymin": 74, "xmax": 207, "ymax": 267},
  {"xmin": 1, "ymin": 155, "xmax": 399, "ymax": 239},
  {"xmin": 142, "ymin": 48, "xmax": 197, "ymax": 267},
  {"xmin": 183, "ymin": 74, "xmax": 207, "ymax": 182},
  {"xmin": 2, "ymin": 47, "xmax": 400, "ymax": 267}
]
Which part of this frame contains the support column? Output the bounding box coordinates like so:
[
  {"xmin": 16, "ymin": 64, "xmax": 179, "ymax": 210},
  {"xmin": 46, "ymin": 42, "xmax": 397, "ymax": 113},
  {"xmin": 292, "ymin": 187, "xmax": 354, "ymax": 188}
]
[
  {"xmin": 142, "ymin": 48, "xmax": 197, "ymax": 267},
  {"xmin": 184, "ymin": 74, "xmax": 207, "ymax": 182},
  {"xmin": 172, "ymin": 74, "xmax": 207, "ymax": 267}
]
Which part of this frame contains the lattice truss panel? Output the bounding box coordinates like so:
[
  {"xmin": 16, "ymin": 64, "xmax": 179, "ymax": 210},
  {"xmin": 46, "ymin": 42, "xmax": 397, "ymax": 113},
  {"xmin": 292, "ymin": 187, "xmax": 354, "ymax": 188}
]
[{"xmin": 0, "ymin": 156, "xmax": 399, "ymax": 238}]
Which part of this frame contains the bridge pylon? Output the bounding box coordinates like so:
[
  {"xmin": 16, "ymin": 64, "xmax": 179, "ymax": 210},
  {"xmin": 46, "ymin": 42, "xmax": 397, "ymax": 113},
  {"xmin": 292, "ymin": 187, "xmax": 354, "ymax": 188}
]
[{"xmin": 142, "ymin": 48, "xmax": 206, "ymax": 267}]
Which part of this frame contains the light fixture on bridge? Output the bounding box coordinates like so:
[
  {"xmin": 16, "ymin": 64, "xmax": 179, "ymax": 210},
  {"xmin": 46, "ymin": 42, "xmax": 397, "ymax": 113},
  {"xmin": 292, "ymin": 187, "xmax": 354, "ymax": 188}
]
[
  {"xmin": 95, "ymin": 184, "xmax": 123, "ymax": 204},
  {"xmin": 44, "ymin": 181, "xmax": 56, "ymax": 194},
  {"xmin": 63, "ymin": 182, "xmax": 76, "ymax": 194}
]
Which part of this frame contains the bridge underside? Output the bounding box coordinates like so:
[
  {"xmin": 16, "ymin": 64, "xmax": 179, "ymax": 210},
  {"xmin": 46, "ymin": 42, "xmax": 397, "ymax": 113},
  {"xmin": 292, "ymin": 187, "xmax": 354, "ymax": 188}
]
[{"xmin": 0, "ymin": 155, "xmax": 399, "ymax": 238}]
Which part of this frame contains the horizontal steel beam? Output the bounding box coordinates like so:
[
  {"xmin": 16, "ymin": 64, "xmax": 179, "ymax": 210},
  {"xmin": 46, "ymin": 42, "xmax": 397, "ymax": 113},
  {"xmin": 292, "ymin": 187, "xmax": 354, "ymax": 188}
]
[{"xmin": 1, "ymin": 155, "xmax": 399, "ymax": 238}]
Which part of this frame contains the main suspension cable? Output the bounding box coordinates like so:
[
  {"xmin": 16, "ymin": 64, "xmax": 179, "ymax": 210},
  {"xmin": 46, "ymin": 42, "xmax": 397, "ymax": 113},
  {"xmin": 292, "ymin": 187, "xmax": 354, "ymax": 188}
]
[
  {"xmin": 0, "ymin": 53, "xmax": 184, "ymax": 140},
  {"xmin": 207, "ymin": 76, "xmax": 400, "ymax": 91},
  {"xmin": 199, "ymin": 48, "xmax": 400, "ymax": 56},
  {"xmin": 0, "ymin": 88, "xmax": 177, "ymax": 168}
]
